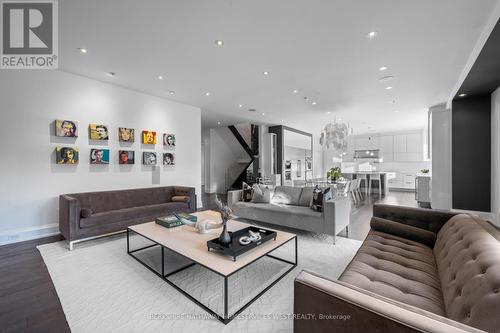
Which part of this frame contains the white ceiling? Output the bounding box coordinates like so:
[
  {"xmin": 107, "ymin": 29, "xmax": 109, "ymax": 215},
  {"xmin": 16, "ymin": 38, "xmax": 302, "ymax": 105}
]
[{"xmin": 59, "ymin": 0, "xmax": 499, "ymax": 135}]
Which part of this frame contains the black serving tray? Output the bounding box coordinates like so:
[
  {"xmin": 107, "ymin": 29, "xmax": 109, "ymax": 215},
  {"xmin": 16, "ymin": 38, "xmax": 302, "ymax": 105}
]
[{"xmin": 207, "ymin": 226, "xmax": 277, "ymax": 261}]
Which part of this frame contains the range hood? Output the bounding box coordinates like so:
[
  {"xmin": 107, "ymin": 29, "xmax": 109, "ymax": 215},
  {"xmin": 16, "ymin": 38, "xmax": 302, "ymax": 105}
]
[{"xmin": 354, "ymin": 149, "xmax": 380, "ymax": 159}]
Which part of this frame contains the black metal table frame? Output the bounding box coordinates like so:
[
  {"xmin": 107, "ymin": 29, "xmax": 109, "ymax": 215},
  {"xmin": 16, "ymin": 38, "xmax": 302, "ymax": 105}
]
[{"xmin": 126, "ymin": 228, "xmax": 298, "ymax": 324}]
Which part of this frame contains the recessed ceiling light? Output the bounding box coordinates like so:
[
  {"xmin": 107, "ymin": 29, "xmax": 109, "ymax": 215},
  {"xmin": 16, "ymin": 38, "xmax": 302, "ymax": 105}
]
[
  {"xmin": 78, "ymin": 48, "xmax": 87, "ymax": 54},
  {"xmin": 281, "ymin": 119, "xmax": 284, "ymax": 123},
  {"xmin": 327, "ymin": 111, "xmax": 331, "ymax": 114},
  {"xmin": 379, "ymin": 66, "xmax": 388, "ymax": 71},
  {"xmin": 311, "ymin": 102, "xmax": 317, "ymax": 105},
  {"xmin": 217, "ymin": 121, "xmax": 221, "ymax": 125},
  {"xmin": 378, "ymin": 76, "xmax": 394, "ymax": 83},
  {"xmin": 157, "ymin": 75, "xmax": 163, "ymax": 80},
  {"xmin": 215, "ymin": 40, "xmax": 224, "ymax": 46},
  {"xmin": 261, "ymin": 112, "xmax": 266, "ymax": 116},
  {"xmin": 394, "ymin": 110, "xmax": 399, "ymax": 113},
  {"xmin": 367, "ymin": 31, "xmax": 378, "ymax": 39},
  {"xmin": 263, "ymin": 71, "xmax": 269, "ymax": 76},
  {"xmin": 293, "ymin": 89, "xmax": 299, "ymax": 94},
  {"xmin": 169, "ymin": 91, "xmax": 175, "ymax": 95},
  {"xmin": 238, "ymin": 104, "xmax": 243, "ymax": 108},
  {"xmin": 458, "ymin": 93, "xmax": 467, "ymax": 97},
  {"xmin": 205, "ymin": 92, "xmax": 210, "ymax": 96},
  {"xmin": 385, "ymin": 86, "xmax": 393, "ymax": 90},
  {"xmin": 107, "ymin": 72, "xmax": 116, "ymax": 77}
]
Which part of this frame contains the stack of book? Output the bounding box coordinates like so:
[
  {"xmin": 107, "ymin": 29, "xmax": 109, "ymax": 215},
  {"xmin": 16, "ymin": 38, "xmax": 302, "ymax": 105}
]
[{"xmin": 155, "ymin": 213, "xmax": 197, "ymax": 228}]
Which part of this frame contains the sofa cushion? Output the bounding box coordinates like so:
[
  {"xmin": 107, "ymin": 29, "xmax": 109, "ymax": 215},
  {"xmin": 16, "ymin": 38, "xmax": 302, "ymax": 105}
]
[
  {"xmin": 298, "ymin": 187, "xmax": 314, "ymax": 207},
  {"xmin": 72, "ymin": 187, "xmax": 175, "ymax": 214},
  {"xmin": 79, "ymin": 202, "xmax": 189, "ymax": 228},
  {"xmin": 433, "ymin": 214, "xmax": 500, "ymax": 332},
  {"xmin": 233, "ymin": 201, "xmax": 322, "ymax": 218},
  {"xmin": 339, "ymin": 230, "xmax": 445, "ymax": 316},
  {"xmin": 370, "ymin": 217, "xmax": 437, "ymax": 247},
  {"xmin": 251, "ymin": 185, "xmax": 272, "ymax": 204},
  {"xmin": 272, "ymin": 186, "xmax": 302, "ymax": 205}
]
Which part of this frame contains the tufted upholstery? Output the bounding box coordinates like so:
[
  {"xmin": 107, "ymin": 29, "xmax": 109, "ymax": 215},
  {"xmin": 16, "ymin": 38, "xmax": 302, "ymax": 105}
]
[
  {"xmin": 338, "ymin": 209, "xmax": 500, "ymax": 333},
  {"xmin": 434, "ymin": 214, "xmax": 500, "ymax": 332},
  {"xmin": 294, "ymin": 205, "xmax": 500, "ymax": 332},
  {"xmin": 339, "ymin": 231, "xmax": 445, "ymax": 316}
]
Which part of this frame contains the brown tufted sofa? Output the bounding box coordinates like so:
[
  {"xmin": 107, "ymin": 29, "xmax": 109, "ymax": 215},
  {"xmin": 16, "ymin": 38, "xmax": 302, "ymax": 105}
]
[
  {"xmin": 60, "ymin": 186, "xmax": 196, "ymax": 250},
  {"xmin": 294, "ymin": 204, "xmax": 500, "ymax": 333}
]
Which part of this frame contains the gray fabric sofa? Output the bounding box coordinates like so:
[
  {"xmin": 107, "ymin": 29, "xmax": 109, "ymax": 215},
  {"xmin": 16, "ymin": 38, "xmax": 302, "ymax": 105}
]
[
  {"xmin": 227, "ymin": 186, "xmax": 350, "ymax": 244},
  {"xmin": 59, "ymin": 186, "xmax": 196, "ymax": 249},
  {"xmin": 294, "ymin": 204, "xmax": 500, "ymax": 333}
]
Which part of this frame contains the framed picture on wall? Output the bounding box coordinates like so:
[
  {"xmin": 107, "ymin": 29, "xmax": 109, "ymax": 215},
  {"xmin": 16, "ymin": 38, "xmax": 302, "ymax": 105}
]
[
  {"xmin": 56, "ymin": 147, "xmax": 79, "ymax": 164},
  {"xmin": 118, "ymin": 128, "xmax": 135, "ymax": 142},
  {"xmin": 142, "ymin": 131, "xmax": 157, "ymax": 144},
  {"xmin": 163, "ymin": 134, "xmax": 175, "ymax": 147},
  {"xmin": 163, "ymin": 152, "xmax": 175, "ymax": 165},
  {"xmin": 55, "ymin": 120, "xmax": 78, "ymax": 137},
  {"xmin": 285, "ymin": 170, "xmax": 292, "ymax": 181},
  {"xmin": 143, "ymin": 152, "xmax": 157, "ymax": 165},
  {"xmin": 89, "ymin": 124, "xmax": 109, "ymax": 140},
  {"xmin": 119, "ymin": 150, "xmax": 135, "ymax": 164},
  {"xmin": 90, "ymin": 148, "xmax": 110, "ymax": 164},
  {"xmin": 306, "ymin": 157, "xmax": 312, "ymax": 170}
]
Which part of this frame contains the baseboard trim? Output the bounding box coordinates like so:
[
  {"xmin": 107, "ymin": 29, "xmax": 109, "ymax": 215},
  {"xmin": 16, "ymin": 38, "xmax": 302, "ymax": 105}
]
[{"xmin": 0, "ymin": 223, "xmax": 60, "ymax": 246}]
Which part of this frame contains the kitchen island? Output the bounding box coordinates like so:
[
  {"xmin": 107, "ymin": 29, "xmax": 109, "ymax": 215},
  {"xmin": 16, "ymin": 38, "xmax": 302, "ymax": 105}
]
[{"xmin": 341, "ymin": 171, "xmax": 395, "ymax": 196}]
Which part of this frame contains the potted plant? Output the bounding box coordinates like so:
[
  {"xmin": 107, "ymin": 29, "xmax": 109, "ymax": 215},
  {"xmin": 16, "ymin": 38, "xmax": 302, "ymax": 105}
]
[{"xmin": 327, "ymin": 167, "xmax": 342, "ymax": 182}]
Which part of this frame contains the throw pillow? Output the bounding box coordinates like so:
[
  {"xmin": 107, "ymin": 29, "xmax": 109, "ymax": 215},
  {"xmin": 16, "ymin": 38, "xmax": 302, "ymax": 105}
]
[
  {"xmin": 80, "ymin": 208, "xmax": 93, "ymax": 218},
  {"xmin": 298, "ymin": 187, "xmax": 314, "ymax": 207},
  {"xmin": 171, "ymin": 195, "xmax": 190, "ymax": 203},
  {"xmin": 241, "ymin": 182, "xmax": 253, "ymax": 202},
  {"xmin": 310, "ymin": 187, "xmax": 331, "ymax": 212},
  {"xmin": 251, "ymin": 184, "xmax": 272, "ymax": 203}
]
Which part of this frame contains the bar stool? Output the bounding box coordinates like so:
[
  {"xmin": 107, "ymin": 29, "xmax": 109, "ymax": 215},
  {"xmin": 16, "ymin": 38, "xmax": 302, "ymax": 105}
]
[
  {"xmin": 368, "ymin": 173, "xmax": 382, "ymax": 198},
  {"xmin": 356, "ymin": 174, "xmax": 368, "ymax": 196}
]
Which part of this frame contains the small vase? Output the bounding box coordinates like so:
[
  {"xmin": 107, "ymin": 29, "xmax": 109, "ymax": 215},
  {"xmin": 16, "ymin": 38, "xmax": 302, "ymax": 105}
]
[{"xmin": 218, "ymin": 220, "xmax": 232, "ymax": 246}]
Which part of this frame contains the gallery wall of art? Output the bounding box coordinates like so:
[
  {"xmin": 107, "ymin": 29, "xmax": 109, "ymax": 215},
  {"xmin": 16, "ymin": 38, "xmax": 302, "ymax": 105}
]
[{"xmin": 0, "ymin": 70, "xmax": 202, "ymax": 244}]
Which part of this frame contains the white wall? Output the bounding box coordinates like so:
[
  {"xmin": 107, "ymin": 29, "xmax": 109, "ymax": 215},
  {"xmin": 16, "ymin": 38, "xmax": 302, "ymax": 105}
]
[
  {"xmin": 492, "ymin": 87, "xmax": 500, "ymax": 225},
  {"xmin": 205, "ymin": 127, "xmax": 249, "ymax": 193},
  {"xmin": 0, "ymin": 70, "xmax": 202, "ymax": 244}
]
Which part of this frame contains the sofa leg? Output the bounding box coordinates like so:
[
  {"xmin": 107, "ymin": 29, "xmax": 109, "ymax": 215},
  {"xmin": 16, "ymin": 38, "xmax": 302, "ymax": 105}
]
[
  {"xmin": 345, "ymin": 225, "xmax": 349, "ymax": 238},
  {"xmin": 333, "ymin": 236, "xmax": 336, "ymax": 245},
  {"xmin": 68, "ymin": 241, "xmax": 74, "ymax": 251}
]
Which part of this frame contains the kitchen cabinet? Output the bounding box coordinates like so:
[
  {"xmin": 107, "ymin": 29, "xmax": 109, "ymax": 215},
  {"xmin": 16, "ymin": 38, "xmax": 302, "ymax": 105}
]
[
  {"xmin": 406, "ymin": 133, "xmax": 423, "ymax": 153},
  {"xmin": 387, "ymin": 172, "xmax": 416, "ymax": 190},
  {"xmin": 394, "ymin": 135, "xmax": 407, "ymax": 153},
  {"xmin": 354, "ymin": 136, "xmax": 379, "ymax": 150}
]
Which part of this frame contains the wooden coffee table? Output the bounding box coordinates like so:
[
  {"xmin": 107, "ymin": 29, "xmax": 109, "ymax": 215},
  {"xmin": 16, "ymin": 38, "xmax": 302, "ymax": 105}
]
[{"xmin": 127, "ymin": 210, "xmax": 297, "ymax": 324}]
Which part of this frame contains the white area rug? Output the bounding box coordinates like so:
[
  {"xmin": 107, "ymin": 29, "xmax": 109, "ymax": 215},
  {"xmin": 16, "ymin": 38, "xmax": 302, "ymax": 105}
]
[{"xmin": 38, "ymin": 226, "xmax": 362, "ymax": 333}]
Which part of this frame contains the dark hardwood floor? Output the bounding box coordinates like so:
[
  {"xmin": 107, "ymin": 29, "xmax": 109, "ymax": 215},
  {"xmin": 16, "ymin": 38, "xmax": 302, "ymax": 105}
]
[
  {"xmin": 0, "ymin": 188, "xmax": 416, "ymax": 333},
  {"xmin": 0, "ymin": 235, "xmax": 70, "ymax": 333}
]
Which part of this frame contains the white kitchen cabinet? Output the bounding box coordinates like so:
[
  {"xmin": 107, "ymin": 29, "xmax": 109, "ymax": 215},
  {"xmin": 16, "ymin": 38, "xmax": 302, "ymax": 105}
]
[
  {"xmin": 406, "ymin": 133, "xmax": 423, "ymax": 153},
  {"xmin": 393, "ymin": 134, "xmax": 407, "ymax": 153},
  {"xmin": 379, "ymin": 135, "xmax": 394, "ymax": 153},
  {"xmin": 355, "ymin": 135, "xmax": 379, "ymax": 150},
  {"xmin": 379, "ymin": 135, "xmax": 394, "ymax": 162},
  {"xmin": 403, "ymin": 173, "xmax": 416, "ymax": 189}
]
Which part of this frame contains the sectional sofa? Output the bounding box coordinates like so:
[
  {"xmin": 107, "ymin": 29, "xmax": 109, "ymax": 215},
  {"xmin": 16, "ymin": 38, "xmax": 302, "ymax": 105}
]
[
  {"xmin": 228, "ymin": 185, "xmax": 351, "ymax": 243},
  {"xmin": 294, "ymin": 204, "xmax": 500, "ymax": 333}
]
